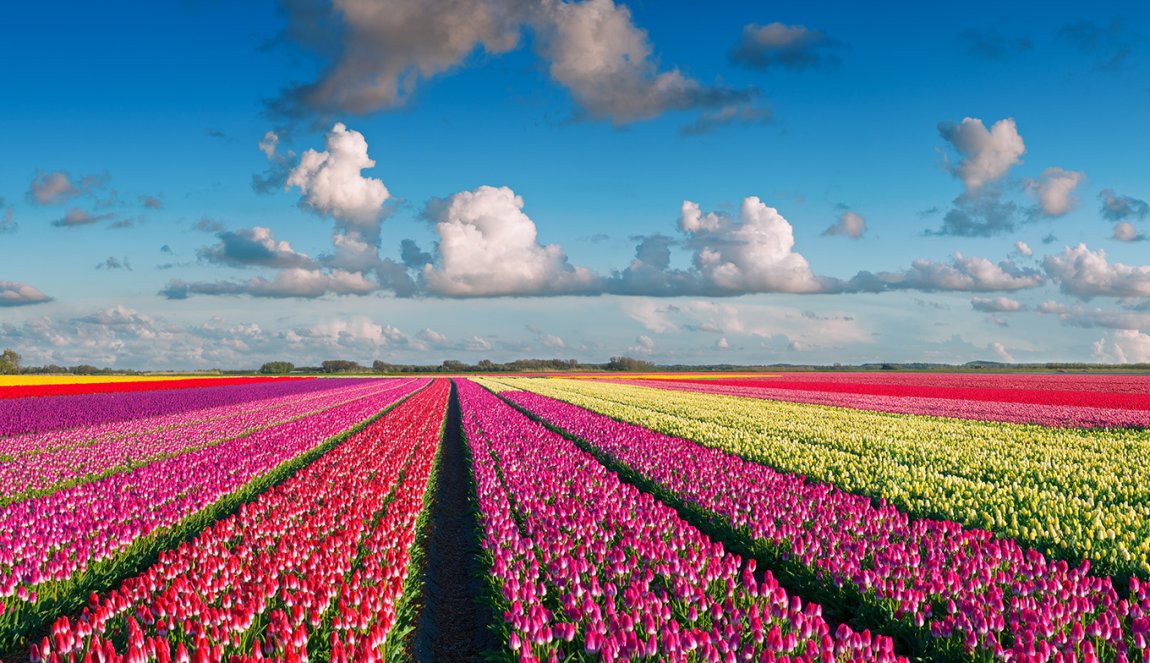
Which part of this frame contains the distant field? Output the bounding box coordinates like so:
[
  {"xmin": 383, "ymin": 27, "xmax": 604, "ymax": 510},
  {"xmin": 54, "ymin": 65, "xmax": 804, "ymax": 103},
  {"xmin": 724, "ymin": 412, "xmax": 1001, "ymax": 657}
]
[{"xmin": 4, "ymin": 372, "xmax": 1150, "ymax": 662}]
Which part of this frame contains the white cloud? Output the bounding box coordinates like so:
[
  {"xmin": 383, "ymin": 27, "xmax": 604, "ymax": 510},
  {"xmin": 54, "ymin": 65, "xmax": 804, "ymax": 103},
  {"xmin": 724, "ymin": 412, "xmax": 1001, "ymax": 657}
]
[
  {"xmin": 0, "ymin": 204, "xmax": 16, "ymax": 234},
  {"xmin": 939, "ymin": 117, "xmax": 1025, "ymax": 194},
  {"xmin": 1099, "ymin": 188, "xmax": 1149, "ymax": 222},
  {"xmin": 417, "ymin": 328, "xmax": 451, "ymax": 346},
  {"xmin": 716, "ymin": 337, "xmax": 730, "ymax": 349},
  {"xmin": 275, "ymin": 0, "xmax": 751, "ymax": 127},
  {"xmin": 297, "ymin": 316, "xmax": 396, "ymax": 348},
  {"xmin": 971, "ymin": 296, "xmax": 1025, "ymax": 312},
  {"xmin": 1113, "ymin": 222, "xmax": 1147, "ymax": 242},
  {"xmin": 1037, "ymin": 300, "xmax": 1150, "ymax": 330},
  {"xmin": 625, "ymin": 299, "xmax": 870, "ymax": 351},
  {"xmin": 1014, "ymin": 240, "xmax": 1033, "ymax": 256},
  {"xmin": 28, "ymin": 171, "xmax": 79, "ymax": 204},
  {"xmin": 1093, "ymin": 330, "xmax": 1150, "ymax": 364},
  {"xmin": 1043, "ymin": 243, "xmax": 1150, "ymax": 299},
  {"xmin": 0, "ymin": 281, "xmax": 52, "ymax": 307},
  {"xmin": 678, "ymin": 200, "xmax": 723, "ymax": 233},
  {"xmin": 537, "ymin": 0, "xmax": 743, "ymax": 125},
  {"xmin": 526, "ymin": 323, "xmax": 566, "ymax": 349},
  {"xmin": 51, "ymin": 208, "xmax": 114, "ymax": 228},
  {"xmin": 276, "ymin": 0, "xmax": 528, "ymax": 114},
  {"xmin": 1025, "ymin": 167, "xmax": 1085, "ymax": 216},
  {"xmin": 624, "ymin": 300, "xmax": 680, "ymax": 333},
  {"xmin": 422, "ymin": 185, "xmax": 599, "ymax": 296},
  {"xmin": 162, "ymin": 268, "xmax": 379, "ymax": 300},
  {"xmin": 822, "ymin": 210, "xmax": 867, "ymax": 238},
  {"xmin": 630, "ymin": 334, "xmax": 656, "ymax": 354},
  {"xmin": 464, "ymin": 335, "xmax": 493, "ymax": 352},
  {"xmin": 874, "ymin": 252, "xmax": 1044, "ymax": 292},
  {"xmin": 990, "ymin": 341, "xmax": 1015, "ymax": 363},
  {"xmin": 259, "ymin": 131, "xmax": 279, "ymax": 159},
  {"xmin": 541, "ymin": 334, "xmax": 566, "ymax": 349},
  {"xmin": 198, "ymin": 226, "xmax": 314, "ymax": 269},
  {"xmin": 729, "ymin": 22, "xmax": 840, "ymax": 71},
  {"xmin": 287, "ymin": 123, "xmax": 390, "ymax": 231},
  {"xmin": 685, "ymin": 197, "xmax": 827, "ymax": 294}
]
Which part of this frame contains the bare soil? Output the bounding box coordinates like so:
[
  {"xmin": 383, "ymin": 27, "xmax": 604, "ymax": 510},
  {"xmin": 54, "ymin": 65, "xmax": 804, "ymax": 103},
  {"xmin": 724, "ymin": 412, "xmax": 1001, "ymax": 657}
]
[{"xmin": 411, "ymin": 382, "xmax": 498, "ymax": 662}]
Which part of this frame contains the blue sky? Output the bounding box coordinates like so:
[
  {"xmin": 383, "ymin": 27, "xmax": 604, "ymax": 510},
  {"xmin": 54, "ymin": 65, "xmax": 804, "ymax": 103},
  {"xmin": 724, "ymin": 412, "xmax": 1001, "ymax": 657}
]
[{"xmin": 2, "ymin": 0, "xmax": 1149, "ymax": 368}]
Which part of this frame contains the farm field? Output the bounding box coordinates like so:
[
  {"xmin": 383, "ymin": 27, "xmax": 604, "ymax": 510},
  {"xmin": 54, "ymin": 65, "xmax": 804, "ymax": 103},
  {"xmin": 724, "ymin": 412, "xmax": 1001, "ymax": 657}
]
[{"xmin": 3, "ymin": 372, "xmax": 1150, "ymax": 662}]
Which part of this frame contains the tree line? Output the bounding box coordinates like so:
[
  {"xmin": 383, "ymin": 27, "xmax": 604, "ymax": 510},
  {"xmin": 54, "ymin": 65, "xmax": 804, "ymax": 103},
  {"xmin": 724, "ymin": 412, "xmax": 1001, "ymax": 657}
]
[{"xmin": 258, "ymin": 356, "xmax": 658, "ymax": 374}]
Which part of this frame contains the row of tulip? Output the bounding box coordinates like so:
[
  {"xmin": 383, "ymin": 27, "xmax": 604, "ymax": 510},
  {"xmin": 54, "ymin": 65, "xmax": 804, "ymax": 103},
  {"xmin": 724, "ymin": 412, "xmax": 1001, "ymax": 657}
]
[
  {"xmin": 498, "ymin": 385, "xmax": 1143, "ymax": 661},
  {"xmin": 0, "ymin": 378, "xmax": 428, "ymax": 652},
  {"xmin": 0, "ymin": 378, "xmax": 422, "ymax": 503},
  {"xmin": 748, "ymin": 372, "xmax": 1150, "ymax": 394},
  {"xmin": 642, "ymin": 377, "xmax": 1150, "ymax": 412},
  {"xmin": 498, "ymin": 377, "xmax": 1150, "ymax": 578},
  {"xmin": 457, "ymin": 379, "xmax": 902, "ymax": 662},
  {"xmin": 617, "ymin": 377, "xmax": 1150, "ymax": 428},
  {"xmin": 0, "ymin": 378, "xmax": 355, "ymax": 439},
  {"xmin": 28, "ymin": 378, "xmax": 450, "ymax": 663},
  {"xmin": 0, "ymin": 376, "xmax": 309, "ymax": 401}
]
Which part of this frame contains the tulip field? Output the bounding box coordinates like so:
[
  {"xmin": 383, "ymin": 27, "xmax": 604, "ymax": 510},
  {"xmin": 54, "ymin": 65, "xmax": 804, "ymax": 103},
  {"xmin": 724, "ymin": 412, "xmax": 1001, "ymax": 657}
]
[{"xmin": 2, "ymin": 372, "xmax": 1150, "ymax": 662}]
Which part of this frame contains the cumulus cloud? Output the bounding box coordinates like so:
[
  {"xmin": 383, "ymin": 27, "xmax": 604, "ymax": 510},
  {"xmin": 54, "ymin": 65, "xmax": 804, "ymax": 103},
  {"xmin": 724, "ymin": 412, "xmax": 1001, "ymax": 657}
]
[
  {"xmin": 1014, "ymin": 240, "xmax": 1033, "ymax": 257},
  {"xmin": 629, "ymin": 334, "xmax": 656, "ymax": 354},
  {"xmin": 0, "ymin": 281, "xmax": 52, "ymax": 307},
  {"xmin": 822, "ymin": 210, "xmax": 867, "ymax": 238},
  {"xmin": 51, "ymin": 208, "xmax": 114, "ymax": 228},
  {"xmin": 1099, "ymin": 188, "xmax": 1149, "ymax": 222},
  {"xmin": 1025, "ymin": 167, "xmax": 1084, "ymax": 217},
  {"xmin": 990, "ymin": 342, "xmax": 1015, "ymax": 363},
  {"xmin": 930, "ymin": 117, "xmax": 1029, "ymax": 236},
  {"xmin": 197, "ymin": 226, "xmax": 315, "ymax": 269},
  {"xmin": 939, "ymin": 117, "xmax": 1025, "ymax": 194},
  {"xmin": 421, "ymin": 185, "xmax": 599, "ymax": 296},
  {"xmin": 1044, "ymin": 244, "xmax": 1150, "ymax": 299},
  {"xmin": 868, "ymin": 253, "xmax": 1045, "ymax": 292},
  {"xmin": 286, "ymin": 123, "xmax": 391, "ymax": 234},
  {"xmin": 1113, "ymin": 222, "xmax": 1147, "ymax": 242},
  {"xmin": 417, "ymin": 328, "xmax": 451, "ymax": 346},
  {"xmin": 291, "ymin": 316, "xmax": 402, "ymax": 352},
  {"xmin": 686, "ymin": 197, "xmax": 829, "ymax": 294},
  {"xmin": 971, "ymin": 296, "xmax": 1025, "ymax": 312},
  {"xmin": 729, "ymin": 22, "xmax": 840, "ymax": 71},
  {"xmin": 1094, "ymin": 330, "xmax": 1150, "ymax": 364}
]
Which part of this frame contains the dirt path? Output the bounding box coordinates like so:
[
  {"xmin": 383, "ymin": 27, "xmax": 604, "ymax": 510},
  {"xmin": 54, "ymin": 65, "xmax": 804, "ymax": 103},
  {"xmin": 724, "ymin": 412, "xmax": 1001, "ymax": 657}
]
[{"xmin": 411, "ymin": 381, "xmax": 497, "ymax": 662}]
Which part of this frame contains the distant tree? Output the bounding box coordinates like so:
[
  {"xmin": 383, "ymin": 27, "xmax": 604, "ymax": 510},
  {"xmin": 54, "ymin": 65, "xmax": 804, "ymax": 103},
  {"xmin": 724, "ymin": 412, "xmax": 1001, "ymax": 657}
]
[
  {"xmin": 71, "ymin": 364, "xmax": 99, "ymax": 375},
  {"xmin": 321, "ymin": 360, "xmax": 363, "ymax": 373},
  {"xmin": 477, "ymin": 359, "xmax": 494, "ymax": 371},
  {"xmin": 441, "ymin": 360, "xmax": 467, "ymax": 372},
  {"xmin": 606, "ymin": 356, "xmax": 655, "ymax": 371},
  {"xmin": 0, "ymin": 349, "xmax": 21, "ymax": 375},
  {"xmin": 259, "ymin": 361, "xmax": 295, "ymax": 374}
]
